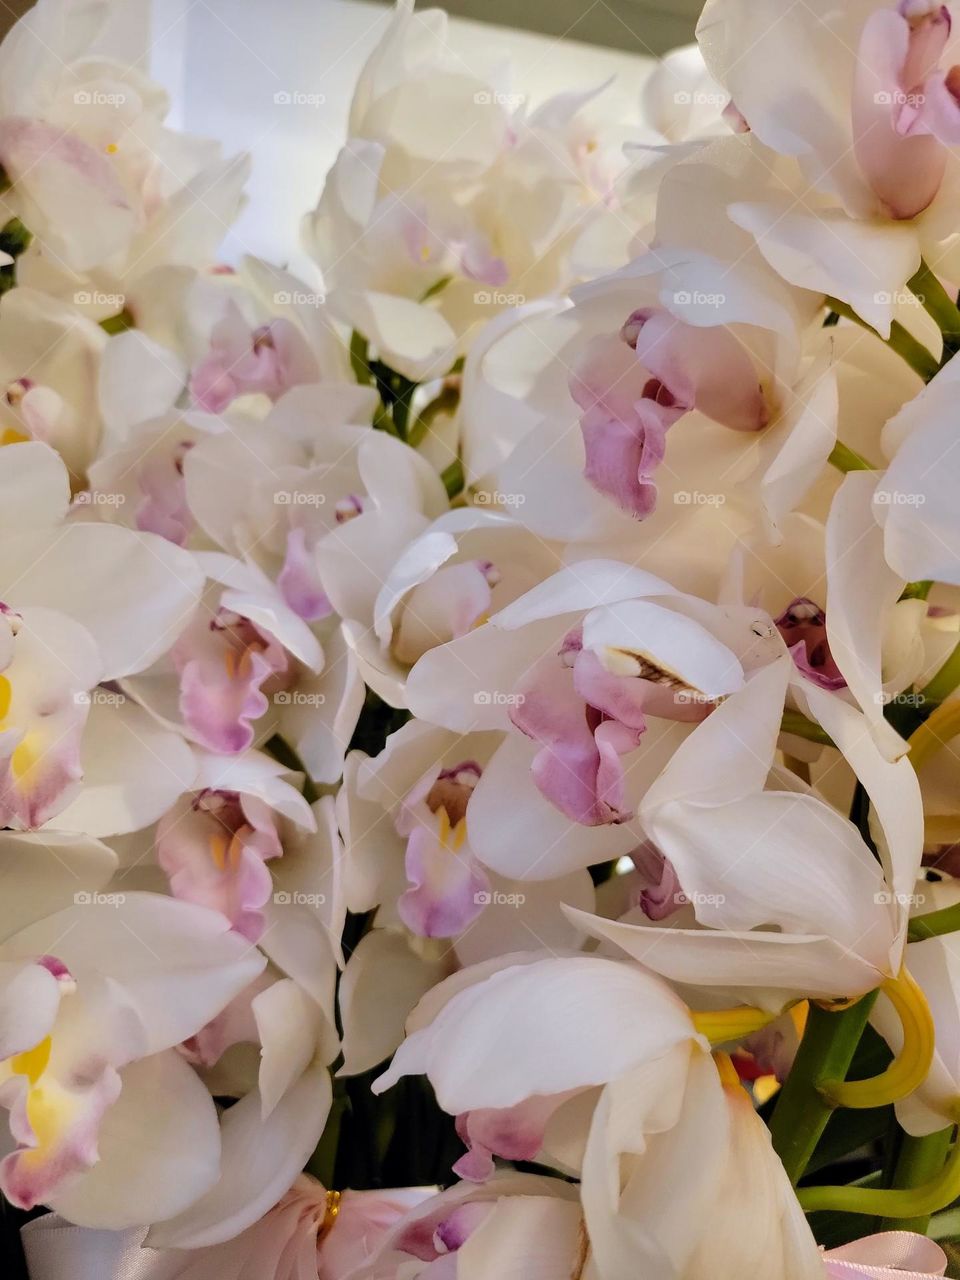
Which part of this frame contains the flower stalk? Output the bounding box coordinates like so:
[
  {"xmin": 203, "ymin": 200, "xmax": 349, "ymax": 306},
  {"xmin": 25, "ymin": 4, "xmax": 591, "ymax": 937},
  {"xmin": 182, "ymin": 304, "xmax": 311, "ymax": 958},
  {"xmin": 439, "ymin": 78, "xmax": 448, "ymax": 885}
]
[{"xmin": 819, "ymin": 970, "xmax": 934, "ymax": 1110}]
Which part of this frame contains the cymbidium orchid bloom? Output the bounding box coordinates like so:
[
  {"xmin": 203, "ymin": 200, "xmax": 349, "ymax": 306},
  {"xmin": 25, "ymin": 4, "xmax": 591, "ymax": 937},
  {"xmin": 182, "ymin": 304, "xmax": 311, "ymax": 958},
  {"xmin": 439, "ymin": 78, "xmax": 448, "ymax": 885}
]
[
  {"xmin": 0, "ymin": 0, "xmax": 248, "ymax": 282},
  {"xmin": 456, "ymin": 251, "xmax": 833, "ymax": 585},
  {"xmin": 145, "ymin": 961, "xmax": 339, "ymax": 1250},
  {"xmin": 302, "ymin": 0, "xmax": 629, "ymax": 381},
  {"xmin": 372, "ymin": 956, "xmax": 831, "ymax": 1269},
  {"xmin": 316, "ymin": 508, "xmax": 562, "ymax": 707},
  {"xmin": 341, "ymin": 719, "xmax": 596, "ymax": 950},
  {"xmin": 155, "ymin": 749, "xmax": 319, "ymax": 943},
  {"xmin": 0, "ymin": 892, "xmax": 265, "ymax": 1228},
  {"xmin": 0, "ymin": 288, "xmax": 107, "ymax": 482},
  {"xmin": 176, "ymin": 257, "xmax": 350, "ymax": 418},
  {"xmin": 120, "ymin": 758, "xmax": 345, "ymax": 1250},
  {"xmin": 119, "ymin": 382, "xmax": 423, "ymax": 780},
  {"xmin": 348, "ymin": 1174, "xmax": 584, "ymax": 1280},
  {"xmin": 692, "ymin": 0, "xmax": 960, "ymax": 328},
  {"xmin": 0, "ymin": 442, "xmax": 202, "ymax": 835},
  {"xmin": 405, "ymin": 559, "xmax": 790, "ymax": 878},
  {"xmin": 566, "ymin": 657, "xmax": 925, "ymax": 1009},
  {"xmin": 10, "ymin": 0, "xmax": 960, "ymax": 1266}
]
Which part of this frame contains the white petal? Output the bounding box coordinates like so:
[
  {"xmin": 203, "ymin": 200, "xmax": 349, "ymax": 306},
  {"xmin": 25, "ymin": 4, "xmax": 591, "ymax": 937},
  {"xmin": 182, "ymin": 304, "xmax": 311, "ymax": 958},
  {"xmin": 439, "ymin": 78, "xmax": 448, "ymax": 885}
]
[
  {"xmin": 49, "ymin": 1050, "xmax": 221, "ymax": 1230},
  {"xmin": 1, "ymin": 892, "xmax": 266, "ymax": 1054},
  {"xmin": 98, "ymin": 332, "xmax": 186, "ymax": 447},
  {"xmin": 253, "ymin": 978, "xmax": 324, "ymax": 1118},
  {"xmin": 0, "ymin": 443, "xmax": 70, "ymax": 528},
  {"xmin": 146, "ymin": 1063, "xmax": 332, "ymax": 1249},
  {"xmin": 339, "ymin": 929, "xmax": 448, "ymax": 1076},
  {"xmin": 825, "ymin": 471, "xmax": 908, "ymax": 759},
  {"xmin": 0, "ymin": 525, "xmax": 204, "ymax": 678},
  {"xmin": 374, "ymin": 956, "xmax": 697, "ymax": 1112},
  {"xmin": 49, "ymin": 696, "xmax": 196, "ymax": 837},
  {"xmin": 0, "ymin": 831, "xmax": 116, "ymax": 942}
]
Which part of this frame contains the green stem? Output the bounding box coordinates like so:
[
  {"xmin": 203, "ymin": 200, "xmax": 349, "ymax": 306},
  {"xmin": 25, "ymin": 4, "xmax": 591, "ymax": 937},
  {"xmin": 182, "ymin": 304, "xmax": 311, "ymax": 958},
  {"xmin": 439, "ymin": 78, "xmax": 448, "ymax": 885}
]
[
  {"xmin": 800, "ymin": 1126, "xmax": 960, "ymax": 1217},
  {"xmin": 828, "ymin": 441, "xmax": 876, "ymax": 473},
  {"xmin": 900, "ymin": 580, "xmax": 933, "ymax": 602},
  {"xmin": 908, "ymin": 902, "xmax": 960, "ymax": 943},
  {"xmin": 768, "ymin": 994, "xmax": 878, "ymax": 1184},
  {"xmin": 909, "ymin": 260, "xmax": 960, "ymax": 357},
  {"xmin": 407, "ymin": 382, "xmax": 460, "ymax": 449},
  {"xmin": 826, "ymin": 297, "xmax": 939, "ymax": 382},
  {"xmin": 919, "ymin": 640, "xmax": 960, "ymax": 709},
  {"xmin": 780, "ymin": 709, "xmax": 835, "ymax": 747},
  {"xmin": 349, "ymin": 330, "xmax": 373, "ymax": 386},
  {"xmin": 441, "ymin": 457, "xmax": 464, "ymax": 499},
  {"xmin": 880, "ymin": 1126, "xmax": 954, "ymax": 1232}
]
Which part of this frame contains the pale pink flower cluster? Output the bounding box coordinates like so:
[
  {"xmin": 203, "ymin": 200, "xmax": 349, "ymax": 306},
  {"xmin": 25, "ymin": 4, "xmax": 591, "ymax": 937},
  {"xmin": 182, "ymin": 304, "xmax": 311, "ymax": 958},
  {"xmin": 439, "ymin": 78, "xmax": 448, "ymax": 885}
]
[{"xmin": 3, "ymin": 0, "xmax": 960, "ymax": 1278}]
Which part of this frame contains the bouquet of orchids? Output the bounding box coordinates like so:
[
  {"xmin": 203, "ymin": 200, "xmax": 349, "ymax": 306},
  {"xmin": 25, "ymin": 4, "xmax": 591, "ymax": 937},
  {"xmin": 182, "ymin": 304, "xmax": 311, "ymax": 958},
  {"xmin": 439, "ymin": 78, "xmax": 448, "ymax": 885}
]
[{"xmin": 10, "ymin": 0, "xmax": 960, "ymax": 1275}]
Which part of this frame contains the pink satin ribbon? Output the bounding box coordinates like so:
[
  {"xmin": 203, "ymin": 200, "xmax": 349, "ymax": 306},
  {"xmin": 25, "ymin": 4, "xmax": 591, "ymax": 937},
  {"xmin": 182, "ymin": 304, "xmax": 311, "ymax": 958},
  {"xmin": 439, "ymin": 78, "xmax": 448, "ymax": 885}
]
[{"xmin": 823, "ymin": 1232, "xmax": 948, "ymax": 1278}]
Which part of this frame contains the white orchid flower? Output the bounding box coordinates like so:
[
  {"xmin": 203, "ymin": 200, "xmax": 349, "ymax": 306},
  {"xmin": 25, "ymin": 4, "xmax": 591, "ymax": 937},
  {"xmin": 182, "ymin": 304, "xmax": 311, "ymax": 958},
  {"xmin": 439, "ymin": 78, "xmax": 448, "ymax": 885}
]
[
  {"xmin": 0, "ymin": 892, "xmax": 265, "ymax": 1228},
  {"xmin": 317, "ymin": 508, "xmax": 561, "ymax": 708},
  {"xmin": 0, "ymin": 442, "xmax": 202, "ymax": 834},
  {"xmin": 405, "ymin": 560, "xmax": 790, "ymax": 879},
  {"xmin": 693, "ymin": 0, "xmax": 960, "ymax": 329}
]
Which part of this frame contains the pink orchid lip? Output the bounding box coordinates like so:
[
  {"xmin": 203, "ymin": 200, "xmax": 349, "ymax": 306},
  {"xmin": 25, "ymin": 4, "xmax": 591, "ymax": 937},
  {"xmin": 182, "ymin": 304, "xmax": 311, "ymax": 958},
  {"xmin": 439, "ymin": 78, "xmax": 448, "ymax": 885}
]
[
  {"xmin": 396, "ymin": 760, "xmax": 490, "ymax": 939},
  {"xmin": 453, "ymin": 1099, "xmax": 561, "ymax": 1182},
  {"xmin": 36, "ymin": 955, "xmax": 75, "ymax": 988},
  {"xmin": 853, "ymin": 1, "xmax": 955, "ymax": 217},
  {"xmin": 159, "ymin": 787, "xmax": 283, "ymax": 941},
  {"xmin": 278, "ymin": 525, "xmax": 332, "ymax": 623},
  {"xmin": 774, "ymin": 597, "xmax": 846, "ymax": 691},
  {"xmin": 510, "ymin": 626, "xmax": 641, "ymax": 827},
  {"xmin": 572, "ymin": 330, "xmax": 684, "ymax": 520},
  {"xmin": 175, "ymin": 609, "xmax": 291, "ymax": 755},
  {"xmin": 136, "ymin": 440, "xmax": 195, "ymax": 546},
  {"xmin": 631, "ymin": 842, "xmax": 686, "ymax": 922}
]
